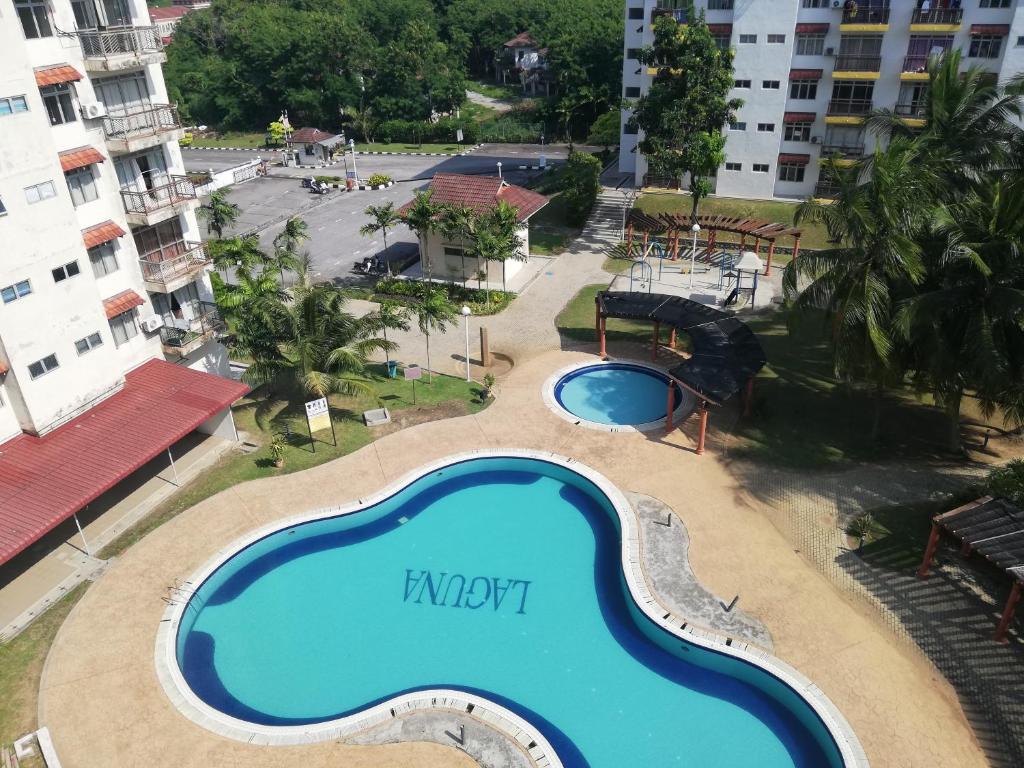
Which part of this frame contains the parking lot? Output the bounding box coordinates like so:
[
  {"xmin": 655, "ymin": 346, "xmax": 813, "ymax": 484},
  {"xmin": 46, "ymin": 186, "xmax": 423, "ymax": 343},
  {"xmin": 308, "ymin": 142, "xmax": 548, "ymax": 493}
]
[{"xmin": 189, "ymin": 144, "xmax": 578, "ymax": 282}]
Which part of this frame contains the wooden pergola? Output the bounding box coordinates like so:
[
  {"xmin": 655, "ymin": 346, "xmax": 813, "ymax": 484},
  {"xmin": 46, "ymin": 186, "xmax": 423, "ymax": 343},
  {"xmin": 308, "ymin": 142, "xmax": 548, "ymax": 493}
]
[
  {"xmin": 624, "ymin": 209, "xmax": 803, "ymax": 277},
  {"xmin": 917, "ymin": 496, "xmax": 1024, "ymax": 643}
]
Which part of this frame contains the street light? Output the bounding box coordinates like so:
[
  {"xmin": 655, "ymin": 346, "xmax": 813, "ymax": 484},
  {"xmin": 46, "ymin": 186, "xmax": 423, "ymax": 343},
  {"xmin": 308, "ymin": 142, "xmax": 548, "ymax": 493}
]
[
  {"xmin": 496, "ymin": 161, "xmax": 503, "ymax": 179},
  {"xmin": 461, "ymin": 306, "xmax": 472, "ymax": 382},
  {"xmin": 688, "ymin": 223, "xmax": 701, "ymax": 289},
  {"xmin": 349, "ymin": 138, "xmax": 359, "ymax": 183}
]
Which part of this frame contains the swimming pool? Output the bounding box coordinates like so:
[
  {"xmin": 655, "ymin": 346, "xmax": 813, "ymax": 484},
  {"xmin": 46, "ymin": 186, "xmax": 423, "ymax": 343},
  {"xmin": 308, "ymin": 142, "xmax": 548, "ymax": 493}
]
[
  {"xmin": 161, "ymin": 452, "xmax": 864, "ymax": 767},
  {"xmin": 547, "ymin": 361, "xmax": 694, "ymax": 430}
]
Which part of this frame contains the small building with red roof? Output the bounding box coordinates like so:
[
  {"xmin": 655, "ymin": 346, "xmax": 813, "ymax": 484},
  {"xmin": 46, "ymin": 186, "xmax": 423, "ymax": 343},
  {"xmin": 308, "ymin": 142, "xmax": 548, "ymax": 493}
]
[
  {"xmin": 148, "ymin": 5, "xmax": 191, "ymax": 41},
  {"xmin": 498, "ymin": 32, "xmax": 551, "ymax": 96},
  {"xmin": 399, "ymin": 173, "xmax": 548, "ymax": 285},
  {"xmin": 286, "ymin": 127, "xmax": 345, "ymax": 165}
]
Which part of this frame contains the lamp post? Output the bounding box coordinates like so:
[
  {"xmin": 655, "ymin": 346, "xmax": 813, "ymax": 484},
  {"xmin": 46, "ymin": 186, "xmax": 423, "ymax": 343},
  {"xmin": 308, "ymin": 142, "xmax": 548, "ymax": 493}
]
[
  {"xmin": 497, "ymin": 161, "xmax": 503, "ymax": 179},
  {"xmin": 688, "ymin": 223, "xmax": 701, "ymax": 289},
  {"xmin": 349, "ymin": 138, "xmax": 359, "ymax": 183},
  {"xmin": 461, "ymin": 305, "xmax": 472, "ymax": 381}
]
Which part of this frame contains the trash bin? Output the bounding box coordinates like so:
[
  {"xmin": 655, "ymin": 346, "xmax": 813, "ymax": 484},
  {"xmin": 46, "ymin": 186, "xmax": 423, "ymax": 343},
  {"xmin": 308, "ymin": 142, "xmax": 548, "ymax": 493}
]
[{"xmin": 387, "ymin": 360, "xmax": 398, "ymax": 378}]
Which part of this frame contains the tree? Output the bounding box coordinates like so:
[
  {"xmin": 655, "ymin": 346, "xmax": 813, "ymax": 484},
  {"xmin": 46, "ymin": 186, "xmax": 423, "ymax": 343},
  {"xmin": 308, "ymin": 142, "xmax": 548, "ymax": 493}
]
[
  {"xmin": 561, "ymin": 151, "xmax": 602, "ymax": 225},
  {"xmin": 439, "ymin": 204, "xmax": 477, "ymax": 281},
  {"xmin": 208, "ymin": 235, "xmax": 265, "ymax": 282},
  {"xmin": 360, "ymin": 202, "xmax": 401, "ymax": 272},
  {"xmin": 271, "ymin": 217, "xmax": 309, "ymax": 285},
  {"xmin": 199, "ymin": 189, "xmax": 240, "ymax": 239},
  {"xmin": 632, "ymin": 12, "xmax": 741, "ymax": 218},
  {"xmin": 402, "ymin": 190, "xmax": 441, "ymax": 281},
  {"xmin": 586, "ymin": 110, "xmax": 620, "ymax": 153},
  {"xmin": 267, "ymin": 121, "xmax": 286, "ymax": 146},
  {"xmin": 414, "ymin": 285, "xmax": 458, "ymax": 382},
  {"xmin": 479, "ymin": 200, "xmax": 524, "ymax": 293},
  {"xmin": 364, "ymin": 300, "xmax": 410, "ymax": 367}
]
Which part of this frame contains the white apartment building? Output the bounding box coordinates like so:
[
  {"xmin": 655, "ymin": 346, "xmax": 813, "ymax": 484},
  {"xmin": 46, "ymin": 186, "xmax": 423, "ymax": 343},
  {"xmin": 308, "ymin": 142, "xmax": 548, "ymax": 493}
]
[
  {"xmin": 0, "ymin": 0, "xmax": 229, "ymax": 443},
  {"xmin": 619, "ymin": 0, "xmax": 1024, "ymax": 200}
]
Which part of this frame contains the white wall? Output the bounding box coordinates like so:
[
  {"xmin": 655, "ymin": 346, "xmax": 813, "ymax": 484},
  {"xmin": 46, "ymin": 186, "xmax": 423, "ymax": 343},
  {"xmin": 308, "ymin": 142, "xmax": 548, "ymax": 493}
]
[{"xmin": 423, "ymin": 224, "xmax": 531, "ymax": 285}]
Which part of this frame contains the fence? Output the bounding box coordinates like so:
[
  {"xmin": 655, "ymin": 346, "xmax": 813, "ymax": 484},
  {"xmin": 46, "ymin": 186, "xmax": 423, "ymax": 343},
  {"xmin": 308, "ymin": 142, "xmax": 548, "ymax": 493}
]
[{"xmin": 192, "ymin": 158, "xmax": 264, "ymax": 195}]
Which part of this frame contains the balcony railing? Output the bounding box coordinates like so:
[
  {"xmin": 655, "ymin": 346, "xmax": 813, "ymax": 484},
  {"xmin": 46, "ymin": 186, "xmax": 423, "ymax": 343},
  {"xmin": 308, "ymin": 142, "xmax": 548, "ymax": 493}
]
[
  {"xmin": 159, "ymin": 302, "xmax": 224, "ymax": 351},
  {"xmin": 894, "ymin": 102, "xmax": 927, "ymax": 119},
  {"xmin": 902, "ymin": 54, "xmax": 930, "ymax": 74},
  {"xmin": 841, "ymin": 6, "xmax": 890, "ymax": 25},
  {"xmin": 911, "ymin": 8, "xmax": 962, "ymax": 26},
  {"xmin": 139, "ymin": 242, "xmax": 209, "ymax": 284},
  {"xmin": 652, "ymin": 7, "xmax": 688, "ymax": 22},
  {"xmin": 821, "ymin": 143, "xmax": 865, "ymax": 160},
  {"xmin": 814, "ymin": 180, "xmax": 840, "ymax": 199},
  {"xmin": 834, "ymin": 54, "xmax": 882, "ymax": 73},
  {"xmin": 827, "ymin": 98, "xmax": 874, "ymax": 117},
  {"xmin": 121, "ymin": 176, "xmax": 196, "ymax": 215},
  {"xmin": 78, "ymin": 26, "xmax": 162, "ymax": 58},
  {"xmin": 102, "ymin": 104, "xmax": 181, "ymax": 141}
]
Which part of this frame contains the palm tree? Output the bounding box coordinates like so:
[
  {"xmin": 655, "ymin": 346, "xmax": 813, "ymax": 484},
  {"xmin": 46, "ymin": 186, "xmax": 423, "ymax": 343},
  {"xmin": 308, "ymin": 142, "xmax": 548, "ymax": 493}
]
[
  {"xmin": 271, "ymin": 217, "xmax": 309, "ymax": 285},
  {"xmin": 402, "ymin": 190, "xmax": 441, "ymax": 281},
  {"xmin": 784, "ymin": 139, "xmax": 938, "ymax": 440},
  {"xmin": 439, "ymin": 204, "xmax": 476, "ymax": 283},
  {"xmin": 414, "ymin": 285, "xmax": 458, "ymax": 382},
  {"xmin": 359, "ymin": 202, "xmax": 401, "ymax": 274},
  {"xmin": 199, "ymin": 189, "xmax": 240, "ymax": 239},
  {"xmin": 209, "ymin": 235, "xmax": 266, "ymax": 282},
  {"xmin": 364, "ymin": 300, "xmax": 410, "ymax": 368},
  {"xmin": 481, "ymin": 200, "xmax": 525, "ymax": 294}
]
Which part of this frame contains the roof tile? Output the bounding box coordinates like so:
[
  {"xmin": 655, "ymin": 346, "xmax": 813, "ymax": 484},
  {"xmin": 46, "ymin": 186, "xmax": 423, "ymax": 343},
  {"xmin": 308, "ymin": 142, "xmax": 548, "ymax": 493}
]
[
  {"xmin": 400, "ymin": 173, "xmax": 548, "ymax": 223},
  {"xmin": 34, "ymin": 64, "xmax": 84, "ymax": 88},
  {"xmin": 103, "ymin": 290, "xmax": 145, "ymax": 319},
  {"xmin": 59, "ymin": 146, "xmax": 106, "ymax": 172},
  {"xmin": 82, "ymin": 220, "xmax": 126, "ymax": 249}
]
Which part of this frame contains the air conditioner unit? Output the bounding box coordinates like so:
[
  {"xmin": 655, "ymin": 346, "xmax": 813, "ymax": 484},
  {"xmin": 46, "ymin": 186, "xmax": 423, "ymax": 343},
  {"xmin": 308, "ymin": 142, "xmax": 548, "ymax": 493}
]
[
  {"xmin": 831, "ymin": 0, "xmax": 842, "ymax": 7},
  {"xmin": 141, "ymin": 314, "xmax": 164, "ymax": 333},
  {"xmin": 810, "ymin": 136, "xmax": 823, "ymax": 144},
  {"xmin": 824, "ymin": 46, "xmax": 835, "ymax": 56},
  {"xmin": 81, "ymin": 102, "xmax": 107, "ymax": 119}
]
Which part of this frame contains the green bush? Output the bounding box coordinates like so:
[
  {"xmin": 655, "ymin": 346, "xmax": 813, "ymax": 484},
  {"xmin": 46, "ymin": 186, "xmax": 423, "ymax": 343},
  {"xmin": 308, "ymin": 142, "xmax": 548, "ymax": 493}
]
[
  {"xmin": 373, "ymin": 278, "xmax": 514, "ymax": 315},
  {"xmin": 315, "ymin": 175, "xmax": 343, "ymax": 184},
  {"xmin": 986, "ymin": 459, "xmax": 1024, "ymax": 506},
  {"xmin": 179, "ymin": 132, "xmax": 194, "ymax": 147},
  {"xmin": 372, "ymin": 119, "xmax": 476, "ymax": 146},
  {"xmin": 561, "ymin": 152, "xmax": 602, "ymax": 226},
  {"xmin": 366, "ymin": 173, "xmax": 392, "ymax": 187}
]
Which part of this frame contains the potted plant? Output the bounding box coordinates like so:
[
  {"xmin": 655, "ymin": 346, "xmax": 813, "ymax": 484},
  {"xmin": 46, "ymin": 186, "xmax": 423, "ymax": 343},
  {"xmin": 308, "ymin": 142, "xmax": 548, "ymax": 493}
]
[
  {"xmin": 269, "ymin": 434, "xmax": 286, "ymax": 468},
  {"xmin": 482, "ymin": 372, "xmax": 496, "ymax": 399},
  {"xmin": 845, "ymin": 513, "xmax": 875, "ymax": 553}
]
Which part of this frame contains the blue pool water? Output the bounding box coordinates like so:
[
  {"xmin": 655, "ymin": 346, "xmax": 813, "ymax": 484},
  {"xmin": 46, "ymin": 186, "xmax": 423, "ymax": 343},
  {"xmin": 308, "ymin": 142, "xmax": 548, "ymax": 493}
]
[
  {"xmin": 554, "ymin": 363, "xmax": 682, "ymax": 426},
  {"xmin": 176, "ymin": 457, "xmax": 843, "ymax": 768}
]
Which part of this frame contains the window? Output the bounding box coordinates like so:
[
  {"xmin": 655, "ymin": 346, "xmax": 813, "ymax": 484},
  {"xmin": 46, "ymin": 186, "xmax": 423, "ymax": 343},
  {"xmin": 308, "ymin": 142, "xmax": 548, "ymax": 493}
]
[
  {"xmin": 0, "ymin": 95, "xmax": 29, "ymax": 116},
  {"xmin": 707, "ymin": 0, "xmax": 734, "ymax": 8},
  {"xmin": 739, "ymin": 34, "xmax": 756, "ymax": 44},
  {"xmin": 627, "ymin": 6, "xmax": 643, "ymax": 19},
  {"xmin": 711, "ymin": 32, "xmax": 731, "ymax": 51},
  {"xmin": 1017, "ymin": 36, "xmax": 1024, "ymax": 48},
  {"xmin": 779, "ymin": 164, "xmax": 806, "ymax": 182},
  {"xmin": 40, "ymin": 84, "xmax": 76, "ymax": 126},
  {"xmin": 28, "ymin": 354, "xmax": 59, "ymax": 380},
  {"xmin": 784, "ymin": 122, "xmax": 813, "ymax": 141},
  {"xmin": 762, "ymin": 80, "xmax": 781, "ymax": 90},
  {"xmin": 979, "ymin": 0, "xmax": 1011, "ymax": 7},
  {"xmin": 729, "ymin": 121, "xmax": 747, "ymax": 131},
  {"xmin": 767, "ymin": 34, "xmax": 785, "ymax": 44},
  {"xmin": 1, "ymin": 280, "xmax": 32, "ymax": 304},
  {"xmin": 627, "ymin": 48, "xmax": 641, "ymax": 60},
  {"xmin": 752, "ymin": 163, "xmax": 769, "ymax": 173},
  {"xmin": 89, "ymin": 242, "xmax": 120, "ymax": 277},
  {"xmin": 802, "ymin": 0, "xmax": 827, "ymax": 6},
  {"xmin": 734, "ymin": 79, "xmax": 751, "ymax": 88},
  {"xmin": 14, "ymin": 0, "xmax": 52, "ymax": 38},
  {"xmin": 968, "ymin": 35, "xmax": 1003, "ymax": 59},
  {"xmin": 109, "ymin": 310, "xmax": 140, "ymax": 346},
  {"xmin": 724, "ymin": 162, "xmax": 742, "ymax": 171},
  {"xmin": 757, "ymin": 123, "xmax": 775, "ymax": 132},
  {"xmin": 796, "ymin": 33, "xmax": 825, "ymax": 56},
  {"xmin": 74, "ymin": 332, "xmax": 104, "ymax": 355},
  {"xmin": 625, "ymin": 86, "xmax": 641, "ymax": 97},
  {"xmin": 790, "ymin": 80, "xmax": 819, "ymax": 100},
  {"xmin": 443, "ymin": 246, "xmax": 464, "ymax": 258},
  {"xmin": 65, "ymin": 166, "xmax": 98, "ymax": 207},
  {"xmin": 24, "ymin": 181, "xmax": 57, "ymax": 204},
  {"xmin": 51, "ymin": 261, "xmax": 80, "ymax": 283}
]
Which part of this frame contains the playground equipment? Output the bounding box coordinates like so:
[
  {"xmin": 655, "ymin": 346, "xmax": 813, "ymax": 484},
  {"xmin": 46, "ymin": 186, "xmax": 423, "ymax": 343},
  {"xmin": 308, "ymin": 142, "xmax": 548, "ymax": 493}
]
[{"xmin": 723, "ymin": 251, "xmax": 763, "ymax": 307}]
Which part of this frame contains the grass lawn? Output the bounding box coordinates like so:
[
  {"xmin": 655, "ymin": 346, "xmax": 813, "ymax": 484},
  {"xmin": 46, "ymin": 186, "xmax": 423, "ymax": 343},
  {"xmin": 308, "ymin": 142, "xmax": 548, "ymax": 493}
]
[
  {"xmin": 468, "ymin": 80, "xmax": 521, "ymax": 102},
  {"xmin": 636, "ymin": 192, "xmax": 833, "ymax": 256},
  {"xmin": 98, "ymin": 364, "xmax": 488, "ymax": 559},
  {"xmin": 556, "ymin": 284, "xmax": 653, "ymax": 344},
  {"xmin": 189, "ymin": 132, "xmax": 269, "ymax": 149},
  {"xmin": 0, "ymin": 584, "xmax": 88, "ymax": 747},
  {"xmin": 530, "ymin": 193, "xmax": 578, "ymax": 256},
  {"xmin": 358, "ymin": 142, "xmax": 463, "ymax": 154}
]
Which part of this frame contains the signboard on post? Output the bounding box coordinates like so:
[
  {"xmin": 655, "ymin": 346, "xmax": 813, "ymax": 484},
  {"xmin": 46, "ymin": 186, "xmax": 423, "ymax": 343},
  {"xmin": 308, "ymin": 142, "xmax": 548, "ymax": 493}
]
[
  {"xmin": 404, "ymin": 365, "xmax": 422, "ymax": 404},
  {"xmin": 456, "ymin": 128, "xmax": 464, "ymax": 143},
  {"xmin": 304, "ymin": 397, "xmax": 337, "ymax": 450}
]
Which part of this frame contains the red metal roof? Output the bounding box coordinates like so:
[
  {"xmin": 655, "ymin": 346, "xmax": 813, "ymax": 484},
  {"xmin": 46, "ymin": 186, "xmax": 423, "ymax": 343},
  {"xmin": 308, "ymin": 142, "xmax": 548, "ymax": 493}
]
[
  {"xmin": 59, "ymin": 146, "xmax": 105, "ymax": 172},
  {"xmin": 783, "ymin": 112, "xmax": 816, "ymax": 123},
  {"xmin": 971, "ymin": 24, "xmax": 1010, "ymax": 36},
  {"xmin": 149, "ymin": 5, "xmax": 190, "ymax": 20},
  {"xmin": 0, "ymin": 359, "xmax": 248, "ymax": 565},
  {"xmin": 103, "ymin": 290, "xmax": 145, "ymax": 319},
  {"xmin": 707, "ymin": 24, "xmax": 732, "ymax": 34},
  {"xmin": 779, "ymin": 153, "xmax": 811, "ymax": 165},
  {"xmin": 790, "ymin": 69, "xmax": 823, "ymax": 80},
  {"xmin": 287, "ymin": 127, "xmax": 338, "ymax": 144},
  {"xmin": 34, "ymin": 64, "xmax": 83, "ymax": 87},
  {"xmin": 504, "ymin": 32, "xmax": 537, "ymax": 48},
  {"xmin": 400, "ymin": 173, "xmax": 548, "ymax": 223},
  {"xmin": 82, "ymin": 220, "xmax": 126, "ymax": 249},
  {"xmin": 795, "ymin": 23, "xmax": 829, "ymax": 34}
]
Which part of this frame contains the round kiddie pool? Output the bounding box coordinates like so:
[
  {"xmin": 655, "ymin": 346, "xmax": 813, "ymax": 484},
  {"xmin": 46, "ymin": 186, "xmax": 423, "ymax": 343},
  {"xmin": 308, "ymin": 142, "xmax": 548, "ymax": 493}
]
[{"xmin": 544, "ymin": 360, "xmax": 696, "ymax": 431}]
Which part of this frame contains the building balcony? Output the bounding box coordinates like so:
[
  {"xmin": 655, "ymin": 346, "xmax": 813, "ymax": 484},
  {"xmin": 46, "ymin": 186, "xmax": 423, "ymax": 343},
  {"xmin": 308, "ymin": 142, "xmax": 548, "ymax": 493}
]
[
  {"xmin": 910, "ymin": 7, "xmax": 963, "ymax": 31},
  {"xmin": 833, "ymin": 54, "xmax": 882, "ymax": 79},
  {"xmin": 839, "ymin": 6, "xmax": 890, "ymax": 31},
  {"xmin": 894, "ymin": 101, "xmax": 927, "ymax": 127},
  {"xmin": 901, "ymin": 54, "xmax": 933, "ymax": 80},
  {"xmin": 814, "ymin": 180, "xmax": 840, "ymax": 200},
  {"xmin": 159, "ymin": 302, "xmax": 225, "ymax": 357},
  {"xmin": 652, "ymin": 2, "xmax": 688, "ymax": 23},
  {"xmin": 78, "ymin": 26, "xmax": 165, "ymax": 72},
  {"xmin": 825, "ymin": 98, "xmax": 873, "ymax": 124},
  {"xmin": 101, "ymin": 104, "xmax": 184, "ymax": 154},
  {"xmin": 821, "ymin": 143, "xmax": 865, "ymax": 166},
  {"xmin": 120, "ymin": 176, "xmax": 197, "ymax": 227},
  {"xmin": 139, "ymin": 242, "xmax": 211, "ymax": 294}
]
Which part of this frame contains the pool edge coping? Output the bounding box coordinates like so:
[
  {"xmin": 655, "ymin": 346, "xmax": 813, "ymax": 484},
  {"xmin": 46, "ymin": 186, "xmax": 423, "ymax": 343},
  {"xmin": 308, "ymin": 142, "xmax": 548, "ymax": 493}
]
[
  {"xmin": 541, "ymin": 359, "xmax": 697, "ymax": 433},
  {"xmin": 154, "ymin": 449, "xmax": 869, "ymax": 768}
]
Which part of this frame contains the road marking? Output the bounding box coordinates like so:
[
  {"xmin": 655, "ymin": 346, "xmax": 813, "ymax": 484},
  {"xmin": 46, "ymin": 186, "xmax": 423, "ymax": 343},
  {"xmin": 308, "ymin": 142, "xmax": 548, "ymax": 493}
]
[
  {"xmin": 335, "ymin": 217, "xmax": 344, "ymax": 222},
  {"xmin": 354, "ymin": 250, "xmax": 361, "ymax": 255},
  {"xmin": 350, "ymin": 210, "xmax": 358, "ymax": 215},
  {"xmin": 370, "ymin": 241, "xmax": 377, "ymax": 246},
  {"xmin": 317, "ymin": 226, "xmax": 326, "ymax": 231}
]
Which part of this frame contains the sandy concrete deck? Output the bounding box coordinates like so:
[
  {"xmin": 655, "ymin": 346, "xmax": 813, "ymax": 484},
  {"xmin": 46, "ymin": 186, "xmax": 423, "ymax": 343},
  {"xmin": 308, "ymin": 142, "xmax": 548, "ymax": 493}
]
[{"xmin": 38, "ymin": 348, "xmax": 986, "ymax": 768}]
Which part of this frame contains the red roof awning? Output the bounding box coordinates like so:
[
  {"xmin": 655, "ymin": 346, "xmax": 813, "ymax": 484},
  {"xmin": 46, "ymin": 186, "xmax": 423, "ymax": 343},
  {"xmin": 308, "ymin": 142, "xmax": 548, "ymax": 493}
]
[
  {"xmin": 795, "ymin": 23, "xmax": 829, "ymax": 34},
  {"xmin": 59, "ymin": 146, "xmax": 106, "ymax": 173},
  {"xmin": 82, "ymin": 220, "xmax": 126, "ymax": 250},
  {"xmin": 784, "ymin": 112, "xmax": 816, "ymax": 123},
  {"xmin": 708, "ymin": 24, "xmax": 732, "ymax": 34},
  {"xmin": 0, "ymin": 359, "xmax": 249, "ymax": 565},
  {"xmin": 0, "ymin": 362, "xmax": 8, "ymax": 376},
  {"xmin": 790, "ymin": 69, "xmax": 823, "ymax": 80},
  {"xmin": 103, "ymin": 290, "xmax": 146, "ymax": 319},
  {"xmin": 34, "ymin": 64, "xmax": 84, "ymax": 87},
  {"xmin": 779, "ymin": 153, "xmax": 811, "ymax": 165},
  {"xmin": 971, "ymin": 24, "xmax": 1010, "ymax": 36}
]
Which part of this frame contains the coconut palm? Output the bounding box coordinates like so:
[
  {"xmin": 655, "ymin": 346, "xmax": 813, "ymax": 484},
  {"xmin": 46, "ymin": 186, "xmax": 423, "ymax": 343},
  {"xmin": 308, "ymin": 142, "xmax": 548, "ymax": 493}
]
[
  {"xmin": 414, "ymin": 285, "xmax": 458, "ymax": 382},
  {"xmin": 364, "ymin": 300, "xmax": 410, "ymax": 367},
  {"xmin": 209, "ymin": 235, "xmax": 266, "ymax": 282},
  {"xmin": 439, "ymin": 204, "xmax": 476, "ymax": 282},
  {"xmin": 360, "ymin": 202, "xmax": 401, "ymax": 273},
  {"xmin": 480, "ymin": 200, "xmax": 525, "ymax": 294},
  {"xmin": 402, "ymin": 190, "xmax": 441, "ymax": 281},
  {"xmin": 198, "ymin": 189, "xmax": 240, "ymax": 239},
  {"xmin": 271, "ymin": 217, "xmax": 309, "ymax": 285}
]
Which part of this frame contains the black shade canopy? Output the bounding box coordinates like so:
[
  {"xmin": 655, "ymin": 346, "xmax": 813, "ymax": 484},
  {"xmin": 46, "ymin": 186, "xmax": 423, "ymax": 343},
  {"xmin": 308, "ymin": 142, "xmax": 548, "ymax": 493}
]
[{"xmin": 936, "ymin": 497, "xmax": 1024, "ymax": 584}]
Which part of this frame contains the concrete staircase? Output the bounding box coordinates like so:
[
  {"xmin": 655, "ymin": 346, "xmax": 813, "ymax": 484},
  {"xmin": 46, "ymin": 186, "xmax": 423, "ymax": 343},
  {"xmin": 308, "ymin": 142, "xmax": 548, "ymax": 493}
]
[{"xmin": 572, "ymin": 189, "xmax": 631, "ymax": 253}]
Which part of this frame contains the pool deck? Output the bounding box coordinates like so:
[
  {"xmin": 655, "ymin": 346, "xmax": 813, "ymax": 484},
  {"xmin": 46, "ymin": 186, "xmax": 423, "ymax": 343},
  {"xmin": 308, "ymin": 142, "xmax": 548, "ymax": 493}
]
[{"xmin": 38, "ymin": 347, "xmax": 987, "ymax": 768}]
